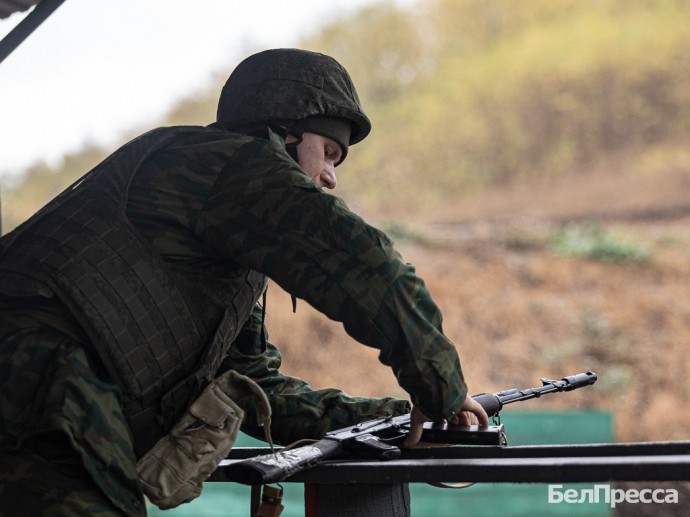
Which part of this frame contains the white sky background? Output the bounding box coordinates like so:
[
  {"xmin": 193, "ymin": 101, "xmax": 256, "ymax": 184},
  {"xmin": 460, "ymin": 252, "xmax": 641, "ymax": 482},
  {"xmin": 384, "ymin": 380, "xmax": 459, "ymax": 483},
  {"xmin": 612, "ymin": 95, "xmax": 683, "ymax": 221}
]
[{"xmin": 0, "ymin": 0, "xmax": 379, "ymax": 176}]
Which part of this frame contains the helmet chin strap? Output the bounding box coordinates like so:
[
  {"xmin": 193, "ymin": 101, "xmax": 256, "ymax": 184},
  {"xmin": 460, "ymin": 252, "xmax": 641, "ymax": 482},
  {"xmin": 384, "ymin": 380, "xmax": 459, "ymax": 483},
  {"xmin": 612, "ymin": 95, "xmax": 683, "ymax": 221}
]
[
  {"xmin": 280, "ymin": 121, "xmax": 305, "ymax": 164},
  {"xmin": 284, "ymin": 141, "xmax": 300, "ymax": 164}
]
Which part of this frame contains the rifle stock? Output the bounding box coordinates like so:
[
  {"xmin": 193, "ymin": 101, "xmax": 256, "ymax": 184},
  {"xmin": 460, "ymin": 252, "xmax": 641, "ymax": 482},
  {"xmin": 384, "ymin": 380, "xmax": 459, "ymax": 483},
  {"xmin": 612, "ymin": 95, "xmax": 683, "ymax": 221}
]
[{"xmin": 224, "ymin": 438, "xmax": 341, "ymax": 486}]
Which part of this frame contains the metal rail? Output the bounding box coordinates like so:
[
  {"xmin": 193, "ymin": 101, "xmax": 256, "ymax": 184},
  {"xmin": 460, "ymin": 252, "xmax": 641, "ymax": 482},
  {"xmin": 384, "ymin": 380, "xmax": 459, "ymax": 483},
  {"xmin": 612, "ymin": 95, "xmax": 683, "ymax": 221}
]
[
  {"xmin": 212, "ymin": 441, "xmax": 690, "ymax": 485},
  {"xmin": 0, "ymin": 0, "xmax": 66, "ymax": 64}
]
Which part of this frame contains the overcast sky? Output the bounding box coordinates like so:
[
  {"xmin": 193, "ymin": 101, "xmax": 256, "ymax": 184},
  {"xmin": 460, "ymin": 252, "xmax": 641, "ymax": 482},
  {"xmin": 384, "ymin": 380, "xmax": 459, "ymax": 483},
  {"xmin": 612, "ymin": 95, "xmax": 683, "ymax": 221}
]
[{"xmin": 0, "ymin": 0, "xmax": 379, "ymax": 176}]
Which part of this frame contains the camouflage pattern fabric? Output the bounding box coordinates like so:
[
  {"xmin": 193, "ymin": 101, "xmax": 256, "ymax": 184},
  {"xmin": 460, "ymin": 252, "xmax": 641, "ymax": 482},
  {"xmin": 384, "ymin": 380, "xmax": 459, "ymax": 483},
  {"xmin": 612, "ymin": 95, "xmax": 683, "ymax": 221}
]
[
  {"xmin": 221, "ymin": 304, "xmax": 409, "ymax": 445},
  {"xmin": 127, "ymin": 127, "xmax": 467, "ymax": 422},
  {"xmin": 0, "ymin": 310, "xmax": 145, "ymax": 516},
  {"xmin": 0, "ymin": 125, "xmax": 467, "ymax": 512}
]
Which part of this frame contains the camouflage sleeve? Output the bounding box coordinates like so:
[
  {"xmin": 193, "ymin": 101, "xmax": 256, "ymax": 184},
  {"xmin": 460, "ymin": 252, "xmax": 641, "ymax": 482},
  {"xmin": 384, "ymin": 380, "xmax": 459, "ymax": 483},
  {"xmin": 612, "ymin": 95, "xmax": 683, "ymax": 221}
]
[
  {"xmin": 193, "ymin": 133, "xmax": 467, "ymax": 420},
  {"xmin": 220, "ymin": 305, "xmax": 409, "ymax": 444}
]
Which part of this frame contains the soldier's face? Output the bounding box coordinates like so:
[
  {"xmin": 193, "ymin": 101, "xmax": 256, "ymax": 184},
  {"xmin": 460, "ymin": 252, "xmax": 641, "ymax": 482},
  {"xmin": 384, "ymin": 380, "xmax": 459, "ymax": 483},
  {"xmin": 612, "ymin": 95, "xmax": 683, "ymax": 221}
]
[{"xmin": 288, "ymin": 132, "xmax": 343, "ymax": 190}]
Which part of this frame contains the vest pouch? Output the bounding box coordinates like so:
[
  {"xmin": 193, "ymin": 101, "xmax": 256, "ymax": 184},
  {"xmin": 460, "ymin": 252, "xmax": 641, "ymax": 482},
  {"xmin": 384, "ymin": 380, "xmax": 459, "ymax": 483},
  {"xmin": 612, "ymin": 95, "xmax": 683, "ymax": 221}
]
[{"xmin": 136, "ymin": 370, "xmax": 268, "ymax": 509}]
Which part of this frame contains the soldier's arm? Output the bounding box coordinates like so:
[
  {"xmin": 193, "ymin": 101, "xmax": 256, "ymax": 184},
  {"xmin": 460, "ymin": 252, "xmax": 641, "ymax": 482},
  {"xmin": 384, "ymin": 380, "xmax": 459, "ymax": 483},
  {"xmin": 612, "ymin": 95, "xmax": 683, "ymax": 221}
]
[
  {"xmin": 197, "ymin": 137, "xmax": 467, "ymax": 421},
  {"xmin": 218, "ymin": 304, "xmax": 409, "ymax": 444}
]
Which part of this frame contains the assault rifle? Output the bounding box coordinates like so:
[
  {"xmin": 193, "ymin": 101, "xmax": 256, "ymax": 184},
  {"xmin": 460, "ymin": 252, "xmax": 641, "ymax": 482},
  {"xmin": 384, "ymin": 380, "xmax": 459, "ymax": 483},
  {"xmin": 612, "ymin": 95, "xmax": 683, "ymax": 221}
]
[{"xmin": 220, "ymin": 372, "xmax": 597, "ymax": 485}]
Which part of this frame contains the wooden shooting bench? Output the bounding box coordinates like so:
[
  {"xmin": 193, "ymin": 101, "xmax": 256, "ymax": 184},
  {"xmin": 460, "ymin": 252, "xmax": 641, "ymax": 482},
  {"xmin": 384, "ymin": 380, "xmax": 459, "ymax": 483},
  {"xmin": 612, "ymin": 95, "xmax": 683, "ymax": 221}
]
[{"xmin": 211, "ymin": 441, "xmax": 690, "ymax": 517}]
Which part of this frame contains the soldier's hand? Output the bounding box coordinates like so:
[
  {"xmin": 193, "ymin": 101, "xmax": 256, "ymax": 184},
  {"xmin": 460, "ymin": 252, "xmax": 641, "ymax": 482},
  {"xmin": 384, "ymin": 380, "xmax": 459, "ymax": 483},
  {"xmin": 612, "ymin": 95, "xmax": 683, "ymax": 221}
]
[
  {"xmin": 402, "ymin": 406, "xmax": 432, "ymax": 448},
  {"xmin": 449, "ymin": 393, "xmax": 489, "ymax": 426},
  {"xmin": 403, "ymin": 394, "xmax": 490, "ymax": 448}
]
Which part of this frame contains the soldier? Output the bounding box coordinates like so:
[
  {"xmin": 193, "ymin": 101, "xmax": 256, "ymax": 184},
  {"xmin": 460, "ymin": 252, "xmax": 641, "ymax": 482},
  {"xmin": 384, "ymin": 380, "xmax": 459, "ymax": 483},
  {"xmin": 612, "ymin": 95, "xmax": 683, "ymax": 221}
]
[{"xmin": 0, "ymin": 48, "xmax": 487, "ymax": 514}]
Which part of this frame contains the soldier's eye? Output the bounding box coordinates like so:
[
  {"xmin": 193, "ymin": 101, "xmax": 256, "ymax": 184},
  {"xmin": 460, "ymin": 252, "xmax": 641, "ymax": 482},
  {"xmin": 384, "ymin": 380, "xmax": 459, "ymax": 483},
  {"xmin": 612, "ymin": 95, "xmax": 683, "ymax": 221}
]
[{"xmin": 325, "ymin": 145, "xmax": 342, "ymax": 163}]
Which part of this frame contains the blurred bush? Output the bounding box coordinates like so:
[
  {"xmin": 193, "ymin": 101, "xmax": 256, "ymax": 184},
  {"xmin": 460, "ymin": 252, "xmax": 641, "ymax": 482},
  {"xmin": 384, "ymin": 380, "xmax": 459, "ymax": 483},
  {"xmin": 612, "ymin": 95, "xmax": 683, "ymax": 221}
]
[
  {"xmin": 4, "ymin": 0, "xmax": 690, "ymax": 226},
  {"xmin": 309, "ymin": 0, "xmax": 690, "ymax": 212},
  {"xmin": 550, "ymin": 222, "xmax": 651, "ymax": 263}
]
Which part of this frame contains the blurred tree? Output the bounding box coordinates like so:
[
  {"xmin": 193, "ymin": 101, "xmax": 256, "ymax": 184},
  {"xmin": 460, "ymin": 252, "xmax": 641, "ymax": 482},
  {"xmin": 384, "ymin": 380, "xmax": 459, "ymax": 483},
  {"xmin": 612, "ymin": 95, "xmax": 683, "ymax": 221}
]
[
  {"xmin": 4, "ymin": 0, "xmax": 690, "ymax": 225},
  {"xmin": 305, "ymin": 2, "xmax": 435, "ymax": 104}
]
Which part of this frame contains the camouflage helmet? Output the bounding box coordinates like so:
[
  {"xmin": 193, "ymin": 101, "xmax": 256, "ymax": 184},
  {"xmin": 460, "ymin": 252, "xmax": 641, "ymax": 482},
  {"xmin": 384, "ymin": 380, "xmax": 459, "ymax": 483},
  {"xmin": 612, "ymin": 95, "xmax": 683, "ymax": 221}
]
[{"xmin": 217, "ymin": 48, "xmax": 372, "ymax": 148}]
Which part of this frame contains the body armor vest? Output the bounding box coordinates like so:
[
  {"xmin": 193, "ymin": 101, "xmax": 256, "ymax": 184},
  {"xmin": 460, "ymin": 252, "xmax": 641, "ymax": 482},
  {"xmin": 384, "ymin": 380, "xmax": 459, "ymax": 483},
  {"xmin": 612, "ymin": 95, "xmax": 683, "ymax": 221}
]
[{"xmin": 0, "ymin": 127, "xmax": 266, "ymax": 456}]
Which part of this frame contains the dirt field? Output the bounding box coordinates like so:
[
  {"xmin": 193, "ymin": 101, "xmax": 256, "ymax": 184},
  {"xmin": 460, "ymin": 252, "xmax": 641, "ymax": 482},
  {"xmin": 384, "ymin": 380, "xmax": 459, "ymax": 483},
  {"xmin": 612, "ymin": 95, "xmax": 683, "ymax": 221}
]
[{"xmin": 265, "ymin": 158, "xmax": 690, "ymax": 443}]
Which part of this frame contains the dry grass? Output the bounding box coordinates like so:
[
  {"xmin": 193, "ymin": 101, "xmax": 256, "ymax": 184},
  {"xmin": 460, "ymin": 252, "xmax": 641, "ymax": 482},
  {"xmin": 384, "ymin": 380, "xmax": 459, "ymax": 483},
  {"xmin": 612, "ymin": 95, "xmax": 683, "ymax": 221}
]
[{"xmin": 265, "ymin": 158, "xmax": 690, "ymax": 443}]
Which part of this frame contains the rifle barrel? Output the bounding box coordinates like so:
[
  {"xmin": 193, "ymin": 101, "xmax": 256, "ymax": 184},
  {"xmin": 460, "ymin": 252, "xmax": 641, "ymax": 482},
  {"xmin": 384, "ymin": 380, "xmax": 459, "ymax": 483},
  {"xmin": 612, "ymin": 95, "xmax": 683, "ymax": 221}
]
[{"xmin": 473, "ymin": 371, "xmax": 597, "ymax": 416}]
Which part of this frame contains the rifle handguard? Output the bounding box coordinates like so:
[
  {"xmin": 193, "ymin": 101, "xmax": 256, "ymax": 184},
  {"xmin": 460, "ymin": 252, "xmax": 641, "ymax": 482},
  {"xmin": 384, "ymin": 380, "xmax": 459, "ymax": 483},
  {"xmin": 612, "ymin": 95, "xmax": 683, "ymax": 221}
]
[{"xmin": 471, "ymin": 393, "xmax": 503, "ymax": 417}]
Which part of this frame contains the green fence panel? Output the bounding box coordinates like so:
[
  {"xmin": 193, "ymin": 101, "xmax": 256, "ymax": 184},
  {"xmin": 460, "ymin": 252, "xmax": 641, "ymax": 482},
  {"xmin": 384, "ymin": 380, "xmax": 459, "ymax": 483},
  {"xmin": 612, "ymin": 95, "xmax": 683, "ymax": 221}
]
[{"xmin": 410, "ymin": 410, "xmax": 614, "ymax": 517}]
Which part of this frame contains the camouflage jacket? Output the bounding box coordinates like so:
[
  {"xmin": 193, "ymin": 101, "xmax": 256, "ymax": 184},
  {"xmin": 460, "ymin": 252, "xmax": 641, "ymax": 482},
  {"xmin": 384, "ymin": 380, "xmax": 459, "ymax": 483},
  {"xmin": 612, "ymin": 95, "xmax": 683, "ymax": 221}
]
[
  {"xmin": 0, "ymin": 125, "xmax": 467, "ymax": 513},
  {"xmin": 124, "ymin": 125, "xmax": 467, "ymax": 429}
]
